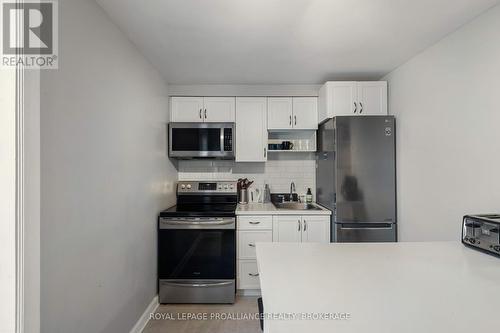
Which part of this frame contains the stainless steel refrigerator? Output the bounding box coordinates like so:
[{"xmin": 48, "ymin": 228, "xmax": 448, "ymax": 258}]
[{"xmin": 316, "ymin": 116, "xmax": 397, "ymax": 242}]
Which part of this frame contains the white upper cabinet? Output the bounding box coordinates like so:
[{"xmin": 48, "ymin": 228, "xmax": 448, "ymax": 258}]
[
  {"xmin": 170, "ymin": 97, "xmax": 204, "ymax": 122},
  {"xmin": 356, "ymin": 82, "xmax": 387, "ymax": 116},
  {"xmin": 318, "ymin": 81, "xmax": 387, "ymax": 123},
  {"xmin": 235, "ymin": 97, "xmax": 267, "ymax": 162},
  {"xmin": 292, "ymin": 97, "xmax": 318, "ymax": 130},
  {"xmin": 170, "ymin": 97, "xmax": 235, "ymax": 122},
  {"xmin": 267, "ymin": 97, "xmax": 293, "ymax": 130},
  {"xmin": 268, "ymin": 97, "xmax": 318, "ymax": 130},
  {"xmin": 203, "ymin": 97, "xmax": 235, "ymax": 122}
]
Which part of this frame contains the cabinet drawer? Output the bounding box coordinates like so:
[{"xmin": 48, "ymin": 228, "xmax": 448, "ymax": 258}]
[
  {"xmin": 238, "ymin": 216, "xmax": 273, "ymax": 230},
  {"xmin": 238, "ymin": 231, "xmax": 272, "ymax": 259},
  {"xmin": 238, "ymin": 260, "xmax": 260, "ymax": 289}
]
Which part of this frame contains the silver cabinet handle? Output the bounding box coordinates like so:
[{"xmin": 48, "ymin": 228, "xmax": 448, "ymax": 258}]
[
  {"xmin": 249, "ymin": 221, "xmax": 260, "ymax": 225},
  {"xmin": 303, "ymin": 220, "xmax": 307, "ymax": 231},
  {"xmin": 298, "ymin": 219, "xmax": 301, "ymax": 231},
  {"xmin": 248, "ymin": 243, "xmax": 255, "ymax": 247},
  {"xmin": 294, "ymin": 115, "xmax": 297, "ymax": 126},
  {"xmin": 199, "ymin": 109, "xmax": 202, "ymax": 119},
  {"xmin": 204, "ymin": 108, "xmax": 207, "ymax": 119},
  {"xmin": 353, "ymin": 102, "xmax": 357, "ymax": 113},
  {"xmin": 249, "ymin": 273, "xmax": 259, "ymax": 277},
  {"xmin": 289, "ymin": 115, "xmax": 292, "ymax": 126},
  {"xmin": 359, "ymin": 102, "xmax": 363, "ymax": 114}
]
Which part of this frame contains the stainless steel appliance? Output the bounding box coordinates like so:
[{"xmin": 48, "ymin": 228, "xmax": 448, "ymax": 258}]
[
  {"xmin": 316, "ymin": 116, "xmax": 397, "ymax": 242},
  {"xmin": 158, "ymin": 181, "xmax": 237, "ymax": 303},
  {"xmin": 168, "ymin": 122, "xmax": 234, "ymax": 159},
  {"xmin": 462, "ymin": 214, "xmax": 500, "ymax": 257}
]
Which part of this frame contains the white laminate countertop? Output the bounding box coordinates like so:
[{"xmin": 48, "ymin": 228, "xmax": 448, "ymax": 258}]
[
  {"xmin": 256, "ymin": 241, "xmax": 500, "ymax": 333},
  {"xmin": 236, "ymin": 203, "xmax": 331, "ymax": 215}
]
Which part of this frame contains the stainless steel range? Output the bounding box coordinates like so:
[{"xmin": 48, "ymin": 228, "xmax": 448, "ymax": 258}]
[{"xmin": 158, "ymin": 181, "xmax": 237, "ymax": 304}]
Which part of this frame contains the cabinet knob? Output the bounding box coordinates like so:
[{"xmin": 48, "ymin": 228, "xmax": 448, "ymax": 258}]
[
  {"xmin": 248, "ymin": 273, "xmax": 259, "ymax": 277},
  {"xmin": 353, "ymin": 102, "xmax": 357, "ymax": 113},
  {"xmin": 294, "ymin": 115, "xmax": 297, "ymax": 126},
  {"xmin": 298, "ymin": 219, "xmax": 301, "ymax": 231},
  {"xmin": 359, "ymin": 102, "xmax": 363, "ymax": 114},
  {"xmin": 204, "ymin": 109, "xmax": 207, "ymax": 119},
  {"xmin": 199, "ymin": 109, "xmax": 202, "ymax": 118},
  {"xmin": 248, "ymin": 243, "xmax": 256, "ymax": 247},
  {"xmin": 249, "ymin": 221, "xmax": 260, "ymax": 225},
  {"xmin": 289, "ymin": 115, "xmax": 292, "ymax": 126},
  {"xmin": 303, "ymin": 220, "xmax": 307, "ymax": 231}
]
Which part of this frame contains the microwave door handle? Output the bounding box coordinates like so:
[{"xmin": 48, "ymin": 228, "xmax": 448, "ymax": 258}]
[{"xmin": 220, "ymin": 128, "xmax": 224, "ymax": 154}]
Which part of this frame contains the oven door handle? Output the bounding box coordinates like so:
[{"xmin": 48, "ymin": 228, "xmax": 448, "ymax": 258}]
[
  {"xmin": 161, "ymin": 281, "xmax": 233, "ymax": 288},
  {"xmin": 159, "ymin": 217, "xmax": 236, "ymax": 229}
]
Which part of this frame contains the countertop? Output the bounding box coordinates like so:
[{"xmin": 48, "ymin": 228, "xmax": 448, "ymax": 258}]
[
  {"xmin": 256, "ymin": 241, "xmax": 500, "ymax": 333},
  {"xmin": 236, "ymin": 202, "xmax": 331, "ymax": 215}
]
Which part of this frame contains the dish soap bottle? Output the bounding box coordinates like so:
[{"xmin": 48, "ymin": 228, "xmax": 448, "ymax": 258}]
[{"xmin": 306, "ymin": 188, "xmax": 313, "ymax": 203}]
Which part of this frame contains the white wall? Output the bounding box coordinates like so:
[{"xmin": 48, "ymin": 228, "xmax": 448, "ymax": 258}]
[
  {"xmin": 0, "ymin": 68, "xmax": 16, "ymax": 333},
  {"xmin": 40, "ymin": 1, "xmax": 176, "ymax": 333},
  {"xmin": 384, "ymin": 5, "xmax": 500, "ymax": 241}
]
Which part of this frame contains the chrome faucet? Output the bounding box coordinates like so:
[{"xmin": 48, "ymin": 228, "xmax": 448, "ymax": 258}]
[{"xmin": 289, "ymin": 182, "xmax": 296, "ymax": 201}]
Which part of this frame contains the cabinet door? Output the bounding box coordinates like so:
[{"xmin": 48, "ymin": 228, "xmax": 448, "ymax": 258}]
[
  {"xmin": 273, "ymin": 216, "xmax": 302, "ymax": 242},
  {"xmin": 357, "ymin": 82, "xmax": 388, "ymax": 115},
  {"xmin": 302, "ymin": 216, "xmax": 330, "ymax": 243},
  {"xmin": 267, "ymin": 97, "xmax": 293, "ymax": 130},
  {"xmin": 328, "ymin": 82, "xmax": 358, "ymax": 116},
  {"xmin": 292, "ymin": 97, "xmax": 318, "ymax": 129},
  {"xmin": 235, "ymin": 97, "xmax": 267, "ymax": 162},
  {"xmin": 170, "ymin": 97, "xmax": 204, "ymax": 122},
  {"xmin": 203, "ymin": 97, "xmax": 235, "ymax": 122}
]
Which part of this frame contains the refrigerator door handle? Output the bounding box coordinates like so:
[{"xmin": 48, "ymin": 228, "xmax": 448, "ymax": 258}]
[{"xmin": 339, "ymin": 223, "xmax": 394, "ymax": 230}]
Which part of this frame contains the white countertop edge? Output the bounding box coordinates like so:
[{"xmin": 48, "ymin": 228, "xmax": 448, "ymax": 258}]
[{"xmin": 236, "ymin": 202, "xmax": 332, "ymax": 215}]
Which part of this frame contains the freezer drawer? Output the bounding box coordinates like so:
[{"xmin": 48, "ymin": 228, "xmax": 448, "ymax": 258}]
[{"xmin": 335, "ymin": 223, "xmax": 396, "ymax": 242}]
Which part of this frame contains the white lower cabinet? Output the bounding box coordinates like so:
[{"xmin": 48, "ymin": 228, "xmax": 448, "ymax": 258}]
[
  {"xmin": 237, "ymin": 215, "xmax": 272, "ymax": 292},
  {"xmin": 237, "ymin": 214, "xmax": 330, "ymax": 292},
  {"xmin": 238, "ymin": 260, "xmax": 261, "ymax": 290},
  {"xmin": 273, "ymin": 215, "xmax": 330, "ymax": 243}
]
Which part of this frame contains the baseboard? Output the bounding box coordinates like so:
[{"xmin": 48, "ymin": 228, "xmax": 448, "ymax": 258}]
[{"xmin": 129, "ymin": 295, "xmax": 159, "ymax": 333}]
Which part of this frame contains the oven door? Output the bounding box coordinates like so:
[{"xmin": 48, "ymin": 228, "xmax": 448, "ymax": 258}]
[
  {"xmin": 168, "ymin": 122, "xmax": 234, "ymax": 159},
  {"xmin": 158, "ymin": 217, "xmax": 236, "ymax": 280}
]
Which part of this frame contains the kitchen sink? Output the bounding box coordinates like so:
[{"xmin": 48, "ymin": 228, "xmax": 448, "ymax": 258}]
[{"xmin": 273, "ymin": 202, "xmax": 322, "ymax": 210}]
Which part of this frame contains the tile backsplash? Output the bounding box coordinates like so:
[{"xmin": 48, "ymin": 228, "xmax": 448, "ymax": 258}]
[{"xmin": 178, "ymin": 153, "xmax": 316, "ymax": 200}]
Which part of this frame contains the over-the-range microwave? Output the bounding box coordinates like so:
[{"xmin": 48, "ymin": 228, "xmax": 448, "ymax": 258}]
[{"xmin": 168, "ymin": 122, "xmax": 235, "ymax": 159}]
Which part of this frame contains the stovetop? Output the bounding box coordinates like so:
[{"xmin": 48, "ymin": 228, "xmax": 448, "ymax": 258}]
[
  {"xmin": 159, "ymin": 204, "xmax": 237, "ymax": 218},
  {"xmin": 159, "ymin": 181, "xmax": 238, "ymax": 218}
]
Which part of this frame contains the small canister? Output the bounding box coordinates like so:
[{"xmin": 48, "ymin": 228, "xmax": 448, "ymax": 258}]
[{"xmin": 239, "ymin": 188, "xmax": 249, "ymax": 204}]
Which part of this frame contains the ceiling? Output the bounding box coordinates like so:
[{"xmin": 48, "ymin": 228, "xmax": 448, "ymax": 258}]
[{"xmin": 96, "ymin": 0, "xmax": 499, "ymax": 84}]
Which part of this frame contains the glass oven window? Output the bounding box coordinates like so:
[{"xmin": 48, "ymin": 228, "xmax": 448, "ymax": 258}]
[
  {"xmin": 171, "ymin": 128, "xmax": 221, "ymax": 151},
  {"xmin": 158, "ymin": 229, "xmax": 235, "ymax": 279}
]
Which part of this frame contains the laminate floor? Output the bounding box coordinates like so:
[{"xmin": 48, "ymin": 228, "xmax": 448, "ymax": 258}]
[{"xmin": 143, "ymin": 296, "xmax": 261, "ymax": 333}]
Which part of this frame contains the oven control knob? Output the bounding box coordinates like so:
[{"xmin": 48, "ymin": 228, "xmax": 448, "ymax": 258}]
[
  {"xmin": 218, "ymin": 185, "xmax": 222, "ymax": 190},
  {"xmin": 224, "ymin": 185, "xmax": 228, "ymax": 189},
  {"xmin": 181, "ymin": 184, "xmax": 186, "ymax": 189},
  {"xmin": 186, "ymin": 184, "xmax": 192, "ymax": 189}
]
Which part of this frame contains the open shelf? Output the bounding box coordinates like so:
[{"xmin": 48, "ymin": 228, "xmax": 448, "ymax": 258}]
[{"xmin": 267, "ymin": 130, "xmax": 317, "ymax": 153}]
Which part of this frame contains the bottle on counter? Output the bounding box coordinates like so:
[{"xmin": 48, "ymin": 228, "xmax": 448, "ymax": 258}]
[
  {"xmin": 263, "ymin": 184, "xmax": 271, "ymax": 203},
  {"xmin": 306, "ymin": 188, "xmax": 313, "ymax": 203}
]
